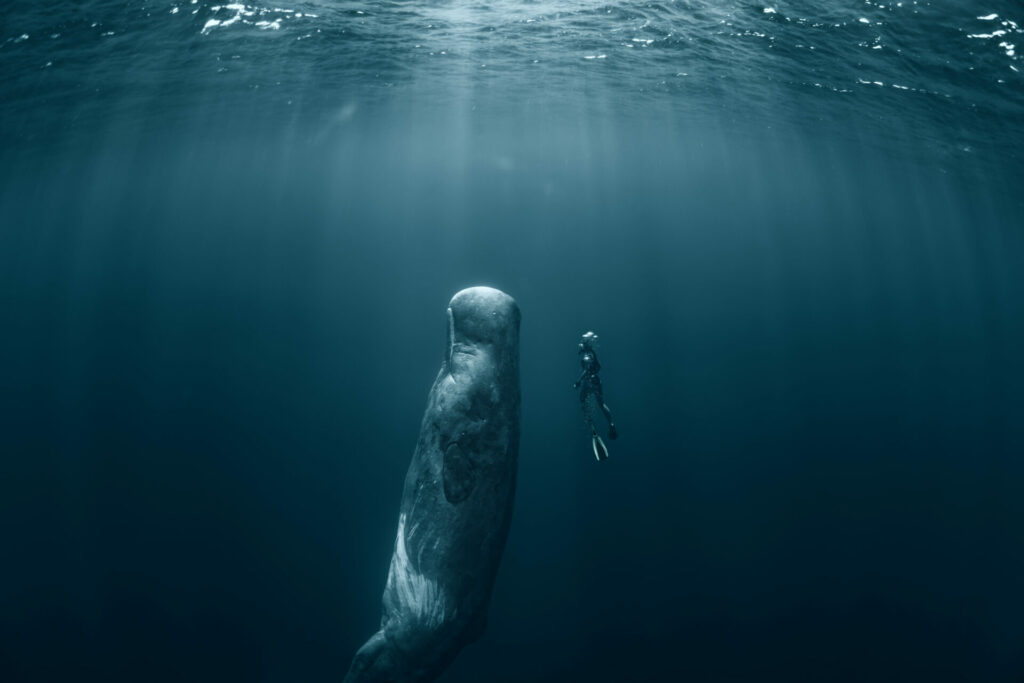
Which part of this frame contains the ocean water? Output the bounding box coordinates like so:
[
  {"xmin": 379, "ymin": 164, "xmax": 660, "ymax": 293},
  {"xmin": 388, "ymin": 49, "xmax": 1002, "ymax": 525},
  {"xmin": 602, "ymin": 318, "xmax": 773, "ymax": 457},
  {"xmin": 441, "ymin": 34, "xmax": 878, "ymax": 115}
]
[{"xmin": 2, "ymin": 1, "xmax": 1023, "ymax": 681}]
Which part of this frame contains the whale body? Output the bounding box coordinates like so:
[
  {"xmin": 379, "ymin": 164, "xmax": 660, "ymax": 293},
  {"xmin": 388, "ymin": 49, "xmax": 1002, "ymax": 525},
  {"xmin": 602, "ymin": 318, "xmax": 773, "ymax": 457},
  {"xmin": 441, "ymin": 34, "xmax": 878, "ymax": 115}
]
[{"xmin": 344, "ymin": 286, "xmax": 521, "ymax": 683}]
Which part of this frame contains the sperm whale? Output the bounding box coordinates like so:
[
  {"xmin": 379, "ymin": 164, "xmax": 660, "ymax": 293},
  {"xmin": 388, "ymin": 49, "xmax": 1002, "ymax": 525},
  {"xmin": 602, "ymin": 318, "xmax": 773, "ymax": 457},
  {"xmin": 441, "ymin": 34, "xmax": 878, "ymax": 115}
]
[{"xmin": 344, "ymin": 286, "xmax": 521, "ymax": 683}]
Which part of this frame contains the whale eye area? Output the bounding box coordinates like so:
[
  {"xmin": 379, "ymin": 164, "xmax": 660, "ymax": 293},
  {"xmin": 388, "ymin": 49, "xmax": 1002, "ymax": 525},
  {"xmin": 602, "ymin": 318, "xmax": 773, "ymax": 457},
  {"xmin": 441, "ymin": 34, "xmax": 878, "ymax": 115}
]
[{"xmin": 442, "ymin": 441, "xmax": 476, "ymax": 504}]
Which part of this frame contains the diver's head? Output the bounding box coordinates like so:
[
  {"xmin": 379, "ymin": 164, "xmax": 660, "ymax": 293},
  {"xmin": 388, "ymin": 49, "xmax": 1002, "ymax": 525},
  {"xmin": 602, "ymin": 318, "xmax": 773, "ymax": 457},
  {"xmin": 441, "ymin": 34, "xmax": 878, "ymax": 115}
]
[{"xmin": 580, "ymin": 331, "xmax": 599, "ymax": 349}]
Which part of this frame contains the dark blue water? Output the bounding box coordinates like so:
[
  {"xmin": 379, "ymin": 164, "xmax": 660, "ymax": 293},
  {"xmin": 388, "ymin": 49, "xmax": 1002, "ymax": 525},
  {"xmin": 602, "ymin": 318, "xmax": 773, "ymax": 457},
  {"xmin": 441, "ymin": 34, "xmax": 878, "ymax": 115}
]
[{"xmin": 2, "ymin": 1, "xmax": 1023, "ymax": 681}]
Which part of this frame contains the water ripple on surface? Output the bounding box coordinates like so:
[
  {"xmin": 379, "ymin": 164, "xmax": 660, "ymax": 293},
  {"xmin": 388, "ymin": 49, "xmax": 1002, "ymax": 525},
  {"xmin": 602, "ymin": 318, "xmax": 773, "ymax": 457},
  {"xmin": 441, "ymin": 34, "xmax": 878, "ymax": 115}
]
[
  {"xmin": 1, "ymin": 0, "xmax": 1021, "ymax": 166},
  {"xmin": 199, "ymin": 3, "xmax": 319, "ymax": 34}
]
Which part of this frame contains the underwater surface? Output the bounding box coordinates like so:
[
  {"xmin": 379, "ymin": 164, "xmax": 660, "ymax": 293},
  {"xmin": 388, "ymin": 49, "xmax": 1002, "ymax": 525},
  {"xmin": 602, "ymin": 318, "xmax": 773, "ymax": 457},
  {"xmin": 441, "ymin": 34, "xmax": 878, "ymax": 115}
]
[{"xmin": 2, "ymin": 0, "xmax": 1023, "ymax": 680}]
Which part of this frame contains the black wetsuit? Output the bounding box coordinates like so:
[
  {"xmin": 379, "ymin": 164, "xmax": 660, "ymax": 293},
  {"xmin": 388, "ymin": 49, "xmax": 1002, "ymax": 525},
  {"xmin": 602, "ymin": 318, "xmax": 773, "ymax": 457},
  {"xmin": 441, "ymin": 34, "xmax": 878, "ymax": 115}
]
[
  {"xmin": 577, "ymin": 350, "xmax": 603, "ymax": 404},
  {"xmin": 575, "ymin": 346, "xmax": 615, "ymax": 437}
]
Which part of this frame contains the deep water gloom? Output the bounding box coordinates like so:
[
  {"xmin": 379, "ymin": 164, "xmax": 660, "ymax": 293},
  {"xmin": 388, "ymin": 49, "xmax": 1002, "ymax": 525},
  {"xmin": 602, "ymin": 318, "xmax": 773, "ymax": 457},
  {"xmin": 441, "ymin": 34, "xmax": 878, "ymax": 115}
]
[{"xmin": 1, "ymin": 1, "xmax": 1023, "ymax": 681}]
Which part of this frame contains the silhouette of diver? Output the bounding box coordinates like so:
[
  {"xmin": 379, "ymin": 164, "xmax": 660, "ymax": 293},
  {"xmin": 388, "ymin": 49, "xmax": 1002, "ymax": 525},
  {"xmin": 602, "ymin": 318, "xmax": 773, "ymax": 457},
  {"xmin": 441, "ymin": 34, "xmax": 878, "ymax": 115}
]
[{"xmin": 573, "ymin": 331, "xmax": 617, "ymax": 461}]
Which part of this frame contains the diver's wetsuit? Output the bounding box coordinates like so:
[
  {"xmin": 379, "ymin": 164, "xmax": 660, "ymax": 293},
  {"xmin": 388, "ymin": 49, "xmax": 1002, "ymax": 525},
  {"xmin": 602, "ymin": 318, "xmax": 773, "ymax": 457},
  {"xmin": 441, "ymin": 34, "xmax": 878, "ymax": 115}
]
[{"xmin": 574, "ymin": 345, "xmax": 617, "ymax": 440}]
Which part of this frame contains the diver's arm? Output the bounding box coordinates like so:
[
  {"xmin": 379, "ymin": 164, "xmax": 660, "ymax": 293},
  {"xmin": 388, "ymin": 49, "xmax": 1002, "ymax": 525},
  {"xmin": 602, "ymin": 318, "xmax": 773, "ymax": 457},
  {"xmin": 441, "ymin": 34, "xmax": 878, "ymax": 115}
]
[{"xmin": 572, "ymin": 369, "xmax": 587, "ymax": 388}]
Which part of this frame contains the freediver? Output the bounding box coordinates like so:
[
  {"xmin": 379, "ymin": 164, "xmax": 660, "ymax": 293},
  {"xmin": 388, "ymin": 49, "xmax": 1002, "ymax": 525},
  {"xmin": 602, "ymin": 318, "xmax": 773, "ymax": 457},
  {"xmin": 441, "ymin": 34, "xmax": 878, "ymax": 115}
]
[{"xmin": 573, "ymin": 331, "xmax": 617, "ymax": 461}]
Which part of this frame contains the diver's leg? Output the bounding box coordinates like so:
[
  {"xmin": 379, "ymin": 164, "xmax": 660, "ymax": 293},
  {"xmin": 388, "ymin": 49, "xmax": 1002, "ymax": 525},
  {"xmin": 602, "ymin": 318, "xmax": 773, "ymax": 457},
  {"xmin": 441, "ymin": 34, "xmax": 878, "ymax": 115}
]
[
  {"xmin": 604, "ymin": 406, "xmax": 617, "ymax": 440},
  {"xmin": 581, "ymin": 390, "xmax": 608, "ymax": 460},
  {"xmin": 580, "ymin": 390, "xmax": 596, "ymax": 435},
  {"xmin": 595, "ymin": 389, "xmax": 617, "ymax": 440}
]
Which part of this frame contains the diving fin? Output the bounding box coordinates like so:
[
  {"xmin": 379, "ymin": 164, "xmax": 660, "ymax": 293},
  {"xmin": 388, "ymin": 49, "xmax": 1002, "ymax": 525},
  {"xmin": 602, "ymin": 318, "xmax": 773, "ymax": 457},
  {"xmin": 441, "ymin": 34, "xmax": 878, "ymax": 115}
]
[{"xmin": 592, "ymin": 434, "xmax": 609, "ymax": 461}]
